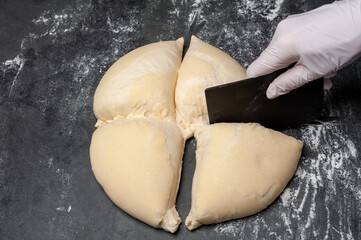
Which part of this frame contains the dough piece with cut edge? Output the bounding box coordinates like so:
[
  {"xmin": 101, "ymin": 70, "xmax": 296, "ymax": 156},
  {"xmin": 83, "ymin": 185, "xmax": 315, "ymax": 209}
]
[
  {"xmin": 90, "ymin": 117, "xmax": 185, "ymax": 233},
  {"xmin": 175, "ymin": 36, "xmax": 247, "ymax": 139},
  {"xmin": 186, "ymin": 123, "xmax": 303, "ymax": 230},
  {"xmin": 94, "ymin": 38, "xmax": 184, "ymax": 127}
]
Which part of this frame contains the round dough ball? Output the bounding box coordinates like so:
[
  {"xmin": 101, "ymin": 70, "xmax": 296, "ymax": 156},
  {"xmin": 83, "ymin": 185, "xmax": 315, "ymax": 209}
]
[
  {"xmin": 90, "ymin": 118, "xmax": 185, "ymax": 233},
  {"xmin": 94, "ymin": 38, "xmax": 184, "ymax": 127},
  {"xmin": 186, "ymin": 123, "xmax": 303, "ymax": 230},
  {"xmin": 175, "ymin": 36, "xmax": 247, "ymax": 138}
]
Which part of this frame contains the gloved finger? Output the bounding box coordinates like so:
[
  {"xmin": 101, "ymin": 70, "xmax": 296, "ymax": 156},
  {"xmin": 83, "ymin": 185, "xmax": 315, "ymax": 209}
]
[
  {"xmin": 324, "ymin": 71, "xmax": 336, "ymax": 79},
  {"xmin": 247, "ymin": 46, "xmax": 298, "ymax": 78},
  {"xmin": 266, "ymin": 64, "xmax": 316, "ymax": 99},
  {"xmin": 323, "ymin": 78, "xmax": 332, "ymax": 90}
]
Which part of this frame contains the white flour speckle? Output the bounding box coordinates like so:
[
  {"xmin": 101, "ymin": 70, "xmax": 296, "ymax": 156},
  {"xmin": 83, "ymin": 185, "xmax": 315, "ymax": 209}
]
[
  {"xmin": 214, "ymin": 223, "xmax": 238, "ymax": 238},
  {"xmin": 346, "ymin": 139, "xmax": 357, "ymax": 158},
  {"xmin": 56, "ymin": 205, "xmax": 72, "ymax": 213},
  {"xmin": 266, "ymin": 0, "xmax": 285, "ymax": 21},
  {"xmin": 191, "ymin": 138, "xmax": 197, "ymax": 150},
  {"xmin": 238, "ymin": 0, "xmax": 285, "ymax": 21},
  {"xmin": 48, "ymin": 157, "xmax": 54, "ymax": 168},
  {"xmin": 33, "ymin": 11, "xmax": 74, "ymax": 36},
  {"xmin": 280, "ymin": 187, "xmax": 291, "ymax": 205},
  {"xmin": 107, "ymin": 16, "xmax": 135, "ymax": 33},
  {"xmin": 2, "ymin": 55, "xmax": 26, "ymax": 97},
  {"xmin": 192, "ymin": 0, "xmax": 205, "ymax": 7}
]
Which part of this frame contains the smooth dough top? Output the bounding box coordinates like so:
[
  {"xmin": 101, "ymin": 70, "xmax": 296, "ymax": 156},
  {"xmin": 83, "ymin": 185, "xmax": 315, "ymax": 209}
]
[
  {"xmin": 93, "ymin": 38, "xmax": 184, "ymax": 127},
  {"xmin": 175, "ymin": 36, "xmax": 247, "ymax": 139},
  {"xmin": 90, "ymin": 117, "xmax": 185, "ymax": 232},
  {"xmin": 186, "ymin": 123, "xmax": 303, "ymax": 230}
]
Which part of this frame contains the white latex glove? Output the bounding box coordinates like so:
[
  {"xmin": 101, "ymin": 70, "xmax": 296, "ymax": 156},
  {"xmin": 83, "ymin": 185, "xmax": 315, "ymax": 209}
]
[{"xmin": 247, "ymin": 0, "xmax": 361, "ymax": 99}]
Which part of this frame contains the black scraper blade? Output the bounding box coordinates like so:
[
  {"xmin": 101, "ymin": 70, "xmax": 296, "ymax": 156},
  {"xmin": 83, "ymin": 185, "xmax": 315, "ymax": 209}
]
[{"xmin": 205, "ymin": 66, "xmax": 324, "ymax": 129}]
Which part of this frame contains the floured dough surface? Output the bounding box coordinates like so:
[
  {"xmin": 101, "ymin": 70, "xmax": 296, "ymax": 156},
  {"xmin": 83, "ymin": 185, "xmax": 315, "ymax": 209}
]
[
  {"xmin": 90, "ymin": 36, "xmax": 304, "ymax": 233},
  {"xmin": 186, "ymin": 123, "xmax": 303, "ymax": 230},
  {"xmin": 175, "ymin": 36, "xmax": 247, "ymax": 138},
  {"xmin": 93, "ymin": 38, "xmax": 183, "ymax": 127},
  {"xmin": 90, "ymin": 118, "xmax": 184, "ymax": 233}
]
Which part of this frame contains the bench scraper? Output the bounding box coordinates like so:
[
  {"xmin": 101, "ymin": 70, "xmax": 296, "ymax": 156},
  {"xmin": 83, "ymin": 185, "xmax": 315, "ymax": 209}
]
[{"xmin": 205, "ymin": 65, "xmax": 324, "ymax": 129}]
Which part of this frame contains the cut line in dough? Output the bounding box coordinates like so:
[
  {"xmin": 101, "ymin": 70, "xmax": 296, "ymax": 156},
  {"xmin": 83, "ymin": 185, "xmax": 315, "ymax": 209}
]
[{"xmin": 175, "ymin": 36, "xmax": 247, "ymax": 139}]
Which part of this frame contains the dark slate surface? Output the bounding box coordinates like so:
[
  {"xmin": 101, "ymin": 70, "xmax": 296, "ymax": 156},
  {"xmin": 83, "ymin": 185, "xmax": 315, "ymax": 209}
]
[{"xmin": 1, "ymin": 0, "xmax": 360, "ymax": 239}]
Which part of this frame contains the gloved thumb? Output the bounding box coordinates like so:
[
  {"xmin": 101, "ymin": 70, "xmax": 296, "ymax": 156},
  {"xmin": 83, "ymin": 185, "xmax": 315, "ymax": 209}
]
[{"xmin": 266, "ymin": 64, "xmax": 317, "ymax": 99}]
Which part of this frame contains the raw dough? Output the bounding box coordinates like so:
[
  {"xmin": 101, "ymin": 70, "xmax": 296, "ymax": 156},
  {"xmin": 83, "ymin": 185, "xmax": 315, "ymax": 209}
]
[
  {"xmin": 186, "ymin": 123, "xmax": 303, "ymax": 230},
  {"xmin": 175, "ymin": 36, "xmax": 247, "ymax": 139},
  {"xmin": 93, "ymin": 38, "xmax": 183, "ymax": 127},
  {"xmin": 90, "ymin": 118, "xmax": 184, "ymax": 233},
  {"xmin": 90, "ymin": 36, "xmax": 304, "ymax": 233}
]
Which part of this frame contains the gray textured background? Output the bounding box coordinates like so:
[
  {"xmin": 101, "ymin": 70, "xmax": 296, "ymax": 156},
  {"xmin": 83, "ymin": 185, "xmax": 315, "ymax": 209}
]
[{"xmin": 1, "ymin": 0, "xmax": 360, "ymax": 239}]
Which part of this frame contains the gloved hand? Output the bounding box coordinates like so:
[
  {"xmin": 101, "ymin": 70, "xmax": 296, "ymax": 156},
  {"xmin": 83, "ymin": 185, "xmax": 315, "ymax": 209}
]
[{"xmin": 247, "ymin": 0, "xmax": 361, "ymax": 99}]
